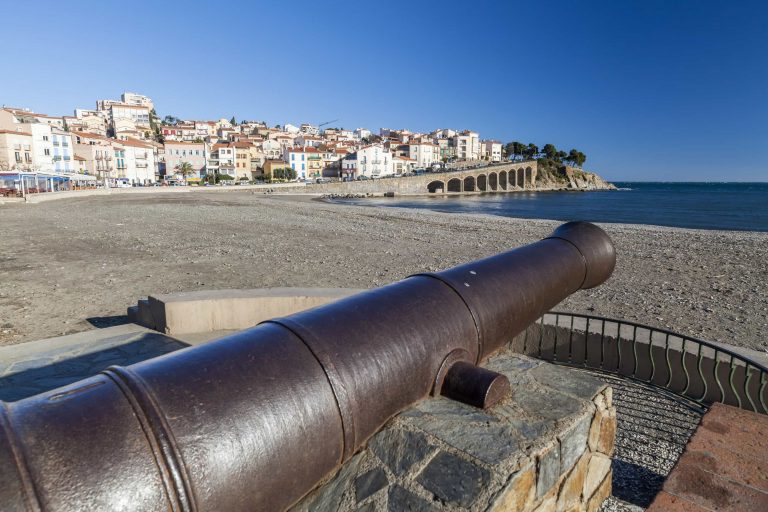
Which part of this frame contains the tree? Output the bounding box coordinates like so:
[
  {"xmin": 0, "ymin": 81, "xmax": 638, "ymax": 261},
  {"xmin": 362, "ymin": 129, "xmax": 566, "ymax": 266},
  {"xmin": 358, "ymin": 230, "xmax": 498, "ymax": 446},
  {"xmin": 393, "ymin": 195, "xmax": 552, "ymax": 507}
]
[
  {"xmin": 525, "ymin": 143, "xmax": 539, "ymax": 160},
  {"xmin": 567, "ymin": 149, "xmax": 579, "ymax": 166},
  {"xmin": 504, "ymin": 141, "xmax": 525, "ymax": 160},
  {"xmin": 542, "ymin": 143, "xmax": 557, "ymax": 160},
  {"xmin": 163, "ymin": 115, "xmax": 179, "ymax": 126},
  {"xmin": 556, "ymin": 150, "xmax": 567, "ymax": 162},
  {"xmin": 230, "ymin": 116, "xmax": 237, "ymax": 126},
  {"xmin": 175, "ymin": 161, "xmax": 194, "ymax": 181}
]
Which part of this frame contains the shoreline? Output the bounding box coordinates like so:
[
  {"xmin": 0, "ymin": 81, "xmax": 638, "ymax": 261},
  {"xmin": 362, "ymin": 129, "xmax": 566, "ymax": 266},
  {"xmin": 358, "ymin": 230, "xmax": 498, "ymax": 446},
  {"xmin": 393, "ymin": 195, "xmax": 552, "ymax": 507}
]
[{"xmin": 1, "ymin": 191, "xmax": 766, "ymax": 353}]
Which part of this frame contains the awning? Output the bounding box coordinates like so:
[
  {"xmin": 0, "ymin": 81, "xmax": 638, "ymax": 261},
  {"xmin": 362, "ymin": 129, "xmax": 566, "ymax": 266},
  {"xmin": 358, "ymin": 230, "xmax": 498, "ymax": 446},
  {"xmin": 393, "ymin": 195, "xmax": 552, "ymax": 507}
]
[{"xmin": 68, "ymin": 173, "xmax": 97, "ymax": 181}]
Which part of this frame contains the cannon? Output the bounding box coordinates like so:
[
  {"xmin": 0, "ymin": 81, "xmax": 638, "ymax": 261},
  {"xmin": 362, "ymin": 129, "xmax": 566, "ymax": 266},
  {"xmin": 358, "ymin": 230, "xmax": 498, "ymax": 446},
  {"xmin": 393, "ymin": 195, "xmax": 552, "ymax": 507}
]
[{"xmin": 0, "ymin": 221, "xmax": 615, "ymax": 512}]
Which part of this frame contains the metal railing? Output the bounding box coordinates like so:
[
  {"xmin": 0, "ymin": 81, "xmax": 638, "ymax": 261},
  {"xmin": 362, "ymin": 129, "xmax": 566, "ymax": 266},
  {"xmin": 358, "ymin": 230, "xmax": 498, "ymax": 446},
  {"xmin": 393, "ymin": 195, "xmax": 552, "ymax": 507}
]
[{"xmin": 516, "ymin": 311, "xmax": 768, "ymax": 415}]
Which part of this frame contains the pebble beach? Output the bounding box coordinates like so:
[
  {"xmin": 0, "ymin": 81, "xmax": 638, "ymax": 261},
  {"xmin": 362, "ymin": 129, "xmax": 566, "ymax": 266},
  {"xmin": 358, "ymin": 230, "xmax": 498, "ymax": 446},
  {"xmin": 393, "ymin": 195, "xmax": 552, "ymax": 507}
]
[{"xmin": 1, "ymin": 191, "xmax": 766, "ymax": 353}]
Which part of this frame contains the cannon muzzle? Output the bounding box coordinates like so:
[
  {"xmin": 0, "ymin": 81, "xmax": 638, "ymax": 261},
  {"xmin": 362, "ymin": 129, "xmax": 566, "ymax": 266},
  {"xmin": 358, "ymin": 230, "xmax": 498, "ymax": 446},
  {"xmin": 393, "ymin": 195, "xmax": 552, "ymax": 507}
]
[{"xmin": 0, "ymin": 221, "xmax": 615, "ymax": 512}]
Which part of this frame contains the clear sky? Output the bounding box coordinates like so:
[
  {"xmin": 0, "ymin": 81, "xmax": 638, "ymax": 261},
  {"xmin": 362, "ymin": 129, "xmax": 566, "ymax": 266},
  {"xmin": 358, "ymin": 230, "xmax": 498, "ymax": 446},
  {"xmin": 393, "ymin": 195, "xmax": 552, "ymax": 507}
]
[{"xmin": 1, "ymin": 0, "xmax": 766, "ymax": 181}]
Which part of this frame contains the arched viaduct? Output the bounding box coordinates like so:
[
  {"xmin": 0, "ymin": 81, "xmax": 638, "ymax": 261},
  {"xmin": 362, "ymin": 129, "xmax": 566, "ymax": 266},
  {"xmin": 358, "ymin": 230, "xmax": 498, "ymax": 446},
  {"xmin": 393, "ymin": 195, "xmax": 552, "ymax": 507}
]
[
  {"xmin": 424, "ymin": 162, "xmax": 537, "ymax": 194},
  {"xmin": 302, "ymin": 161, "xmax": 538, "ymax": 196}
]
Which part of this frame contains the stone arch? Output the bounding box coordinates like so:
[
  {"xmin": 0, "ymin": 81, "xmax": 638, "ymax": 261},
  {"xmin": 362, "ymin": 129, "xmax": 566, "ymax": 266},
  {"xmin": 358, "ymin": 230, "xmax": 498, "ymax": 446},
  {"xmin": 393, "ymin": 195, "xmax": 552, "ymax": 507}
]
[
  {"xmin": 499, "ymin": 171, "xmax": 507, "ymax": 190},
  {"xmin": 447, "ymin": 178, "xmax": 462, "ymax": 193},
  {"xmin": 477, "ymin": 174, "xmax": 487, "ymax": 192},
  {"xmin": 463, "ymin": 176, "xmax": 476, "ymax": 192},
  {"xmin": 489, "ymin": 172, "xmax": 498, "ymax": 191},
  {"xmin": 516, "ymin": 168, "xmax": 524, "ymax": 188},
  {"xmin": 427, "ymin": 180, "xmax": 445, "ymax": 194},
  {"xmin": 525, "ymin": 166, "xmax": 533, "ymax": 187}
]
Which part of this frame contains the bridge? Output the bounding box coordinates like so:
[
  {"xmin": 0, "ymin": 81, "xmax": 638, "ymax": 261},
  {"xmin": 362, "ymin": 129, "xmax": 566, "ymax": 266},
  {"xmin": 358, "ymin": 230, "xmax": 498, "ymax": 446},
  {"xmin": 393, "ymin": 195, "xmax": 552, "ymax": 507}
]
[
  {"xmin": 424, "ymin": 161, "xmax": 537, "ymax": 194},
  {"xmin": 303, "ymin": 161, "xmax": 539, "ymax": 196}
]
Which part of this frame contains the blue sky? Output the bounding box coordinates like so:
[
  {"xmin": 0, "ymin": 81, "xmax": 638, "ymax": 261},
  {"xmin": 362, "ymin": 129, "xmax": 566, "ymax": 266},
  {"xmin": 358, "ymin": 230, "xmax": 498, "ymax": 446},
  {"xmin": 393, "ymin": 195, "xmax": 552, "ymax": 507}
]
[{"xmin": 1, "ymin": 0, "xmax": 766, "ymax": 181}]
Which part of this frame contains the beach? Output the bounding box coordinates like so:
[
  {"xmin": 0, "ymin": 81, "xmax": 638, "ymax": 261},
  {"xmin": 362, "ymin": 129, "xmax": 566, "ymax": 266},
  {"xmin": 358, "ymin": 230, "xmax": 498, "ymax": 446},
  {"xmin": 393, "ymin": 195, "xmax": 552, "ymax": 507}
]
[{"xmin": 1, "ymin": 191, "xmax": 766, "ymax": 352}]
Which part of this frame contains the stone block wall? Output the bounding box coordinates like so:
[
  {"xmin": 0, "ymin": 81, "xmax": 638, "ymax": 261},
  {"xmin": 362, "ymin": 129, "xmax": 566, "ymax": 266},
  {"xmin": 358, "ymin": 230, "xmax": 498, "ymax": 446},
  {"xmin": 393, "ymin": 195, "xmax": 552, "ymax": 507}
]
[{"xmin": 290, "ymin": 353, "xmax": 616, "ymax": 511}]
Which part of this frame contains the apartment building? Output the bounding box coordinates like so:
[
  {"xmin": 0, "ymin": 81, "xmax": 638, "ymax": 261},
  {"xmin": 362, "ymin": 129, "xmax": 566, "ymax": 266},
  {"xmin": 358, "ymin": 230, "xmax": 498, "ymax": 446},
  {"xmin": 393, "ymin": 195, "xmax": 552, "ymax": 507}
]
[
  {"xmin": 408, "ymin": 142, "xmax": 440, "ymax": 169},
  {"xmin": 453, "ymin": 131, "xmax": 480, "ymax": 160},
  {"xmin": 72, "ymin": 131, "xmax": 119, "ymax": 181},
  {"xmin": 0, "ymin": 130, "xmax": 34, "ymax": 171},
  {"xmin": 120, "ymin": 138, "xmax": 157, "ymax": 184},
  {"xmin": 482, "ymin": 140, "xmax": 503, "ymax": 162},
  {"xmin": 356, "ymin": 143, "xmax": 392, "ymax": 178},
  {"xmin": 285, "ymin": 146, "xmax": 323, "ymax": 180},
  {"xmin": 50, "ymin": 128, "xmax": 75, "ymax": 174},
  {"xmin": 163, "ymin": 141, "xmax": 208, "ymax": 180},
  {"xmin": 121, "ymin": 92, "xmax": 154, "ymax": 111}
]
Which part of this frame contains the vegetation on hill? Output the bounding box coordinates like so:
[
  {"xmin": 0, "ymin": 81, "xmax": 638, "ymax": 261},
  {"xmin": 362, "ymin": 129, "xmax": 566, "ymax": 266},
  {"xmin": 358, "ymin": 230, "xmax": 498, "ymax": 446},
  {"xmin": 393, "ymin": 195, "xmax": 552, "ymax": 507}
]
[{"xmin": 504, "ymin": 142, "xmax": 586, "ymax": 168}]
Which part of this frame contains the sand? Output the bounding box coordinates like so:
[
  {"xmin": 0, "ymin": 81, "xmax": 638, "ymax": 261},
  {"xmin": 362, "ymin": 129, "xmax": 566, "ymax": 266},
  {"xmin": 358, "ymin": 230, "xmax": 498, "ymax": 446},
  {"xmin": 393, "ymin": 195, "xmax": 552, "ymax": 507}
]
[{"xmin": 1, "ymin": 191, "xmax": 766, "ymax": 353}]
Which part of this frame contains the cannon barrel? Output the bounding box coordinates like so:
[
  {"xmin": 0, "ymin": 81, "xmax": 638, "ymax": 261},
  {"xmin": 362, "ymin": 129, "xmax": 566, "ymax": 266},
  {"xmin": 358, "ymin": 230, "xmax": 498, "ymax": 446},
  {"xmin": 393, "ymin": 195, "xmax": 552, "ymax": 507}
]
[{"xmin": 0, "ymin": 221, "xmax": 615, "ymax": 512}]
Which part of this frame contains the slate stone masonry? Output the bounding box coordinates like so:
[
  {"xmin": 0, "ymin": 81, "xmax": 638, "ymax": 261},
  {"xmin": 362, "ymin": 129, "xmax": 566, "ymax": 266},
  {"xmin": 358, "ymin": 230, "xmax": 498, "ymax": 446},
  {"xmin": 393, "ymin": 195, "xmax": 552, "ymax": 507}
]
[{"xmin": 290, "ymin": 352, "xmax": 616, "ymax": 512}]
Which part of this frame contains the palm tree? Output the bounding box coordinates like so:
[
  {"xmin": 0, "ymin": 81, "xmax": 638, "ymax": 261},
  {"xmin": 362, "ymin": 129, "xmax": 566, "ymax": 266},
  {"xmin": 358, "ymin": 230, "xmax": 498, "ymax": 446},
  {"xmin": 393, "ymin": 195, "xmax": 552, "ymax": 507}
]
[{"xmin": 175, "ymin": 161, "xmax": 194, "ymax": 183}]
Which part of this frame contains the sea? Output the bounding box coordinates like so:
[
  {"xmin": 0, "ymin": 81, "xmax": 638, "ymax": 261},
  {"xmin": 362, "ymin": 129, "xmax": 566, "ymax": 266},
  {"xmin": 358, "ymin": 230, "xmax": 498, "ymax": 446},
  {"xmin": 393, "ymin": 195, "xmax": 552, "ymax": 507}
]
[{"xmin": 333, "ymin": 182, "xmax": 768, "ymax": 232}]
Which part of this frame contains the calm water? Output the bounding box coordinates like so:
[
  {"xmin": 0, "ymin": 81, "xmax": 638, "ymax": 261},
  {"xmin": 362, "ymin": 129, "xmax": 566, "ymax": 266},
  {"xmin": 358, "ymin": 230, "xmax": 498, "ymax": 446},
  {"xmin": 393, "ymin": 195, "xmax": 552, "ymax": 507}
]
[{"xmin": 334, "ymin": 182, "xmax": 768, "ymax": 232}]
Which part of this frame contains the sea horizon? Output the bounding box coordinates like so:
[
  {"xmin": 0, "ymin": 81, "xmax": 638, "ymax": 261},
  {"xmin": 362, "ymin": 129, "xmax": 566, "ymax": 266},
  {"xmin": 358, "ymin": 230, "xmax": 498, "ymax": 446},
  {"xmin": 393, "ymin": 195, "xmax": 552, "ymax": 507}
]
[{"xmin": 333, "ymin": 181, "xmax": 768, "ymax": 232}]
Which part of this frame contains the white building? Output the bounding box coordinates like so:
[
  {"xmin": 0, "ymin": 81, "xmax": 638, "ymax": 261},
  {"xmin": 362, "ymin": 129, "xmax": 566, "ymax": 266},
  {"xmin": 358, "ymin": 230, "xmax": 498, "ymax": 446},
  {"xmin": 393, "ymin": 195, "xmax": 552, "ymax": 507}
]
[
  {"xmin": 354, "ymin": 128, "xmax": 371, "ymax": 140},
  {"xmin": 120, "ymin": 138, "xmax": 157, "ymax": 184},
  {"xmin": 454, "ymin": 130, "xmax": 480, "ymax": 160},
  {"xmin": 300, "ymin": 123, "xmax": 319, "ymax": 136},
  {"xmin": 163, "ymin": 141, "xmax": 208, "ymax": 181},
  {"xmin": 50, "ymin": 128, "xmax": 75, "ymax": 174},
  {"xmin": 356, "ymin": 143, "xmax": 392, "ymax": 178},
  {"xmin": 482, "ymin": 140, "xmax": 503, "ymax": 162},
  {"xmin": 408, "ymin": 142, "xmax": 440, "ymax": 169},
  {"xmin": 286, "ymin": 147, "xmax": 308, "ymax": 179},
  {"xmin": 121, "ymin": 92, "xmax": 154, "ymax": 111}
]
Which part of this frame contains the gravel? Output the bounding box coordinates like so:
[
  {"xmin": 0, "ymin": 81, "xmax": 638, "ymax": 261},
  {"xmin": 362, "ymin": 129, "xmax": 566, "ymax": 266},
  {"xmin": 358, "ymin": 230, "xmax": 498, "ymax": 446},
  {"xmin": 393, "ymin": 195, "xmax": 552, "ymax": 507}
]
[{"xmin": 1, "ymin": 191, "xmax": 767, "ymax": 350}]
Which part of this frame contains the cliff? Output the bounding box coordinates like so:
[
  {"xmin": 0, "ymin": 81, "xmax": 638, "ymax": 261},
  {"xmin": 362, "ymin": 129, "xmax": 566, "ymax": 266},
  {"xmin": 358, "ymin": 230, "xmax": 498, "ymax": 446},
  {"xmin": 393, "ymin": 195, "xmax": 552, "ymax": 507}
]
[{"xmin": 534, "ymin": 159, "xmax": 616, "ymax": 191}]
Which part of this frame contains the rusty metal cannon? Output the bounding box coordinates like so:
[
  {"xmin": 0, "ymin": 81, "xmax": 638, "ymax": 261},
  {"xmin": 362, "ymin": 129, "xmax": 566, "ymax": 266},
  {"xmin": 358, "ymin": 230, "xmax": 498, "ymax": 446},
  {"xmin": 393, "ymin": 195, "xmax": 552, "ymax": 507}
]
[{"xmin": 0, "ymin": 221, "xmax": 615, "ymax": 512}]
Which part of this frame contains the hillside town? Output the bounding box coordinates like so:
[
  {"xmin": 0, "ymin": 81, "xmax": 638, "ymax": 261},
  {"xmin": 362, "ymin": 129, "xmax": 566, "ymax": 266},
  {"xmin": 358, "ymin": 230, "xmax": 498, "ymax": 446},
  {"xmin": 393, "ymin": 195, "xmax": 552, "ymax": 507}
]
[{"xmin": 0, "ymin": 91, "xmax": 505, "ymax": 192}]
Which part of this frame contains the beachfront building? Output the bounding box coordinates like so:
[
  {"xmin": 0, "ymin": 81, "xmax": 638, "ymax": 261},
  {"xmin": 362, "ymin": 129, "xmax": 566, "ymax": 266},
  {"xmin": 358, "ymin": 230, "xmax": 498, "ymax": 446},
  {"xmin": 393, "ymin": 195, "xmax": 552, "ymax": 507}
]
[
  {"xmin": 163, "ymin": 141, "xmax": 208, "ymax": 181},
  {"xmin": 482, "ymin": 140, "xmax": 503, "ymax": 162},
  {"xmin": 340, "ymin": 153, "xmax": 357, "ymax": 179},
  {"xmin": 233, "ymin": 141, "xmax": 253, "ymax": 180},
  {"xmin": 0, "ymin": 130, "xmax": 34, "ymax": 171},
  {"xmin": 50, "ymin": 128, "xmax": 75, "ymax": 174},
  {"xmin": 408, "ymin": 142, "xmax": 440, "ymax": 169},
  {"xmin": 120, "ymin": 138, "xmax": 156, "ymax": 184},
  {"xmin": 286, "ymin": 147, "xmax": 307, "ymax": 180},
  {"xmin": 285, "ymin": 146, "xmax": 323, "ymax": 180},
  {"xmin": 393, "ymin": 156, "xmax": 414, "ymax": 175},
  {"xmin": 453, "ymin": 130, "xmax": 480, "ymax": 160},
  {"xmin": 263, "ymin": 159, "xmax": 289, "ymax": 181},
  {"xmin": 72, "ymin": 131, "xmax": 119, "ymax": 182},
  {"xmin": 357, "ymin": 143, "xmax": 392, "ymax": 178}
]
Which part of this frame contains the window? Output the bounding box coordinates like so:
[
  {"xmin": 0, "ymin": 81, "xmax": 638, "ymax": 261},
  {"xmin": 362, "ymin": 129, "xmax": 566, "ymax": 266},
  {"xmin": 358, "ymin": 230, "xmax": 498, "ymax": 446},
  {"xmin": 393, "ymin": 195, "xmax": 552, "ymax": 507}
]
[
  {"xmin": 25, "ymin": 153, "xmax": 31, "ymax": 163},
  {"xmin": 43, "ymin": 135, "xmax": 49, "ymax": 141},
  {"xmin": 15, "ymin": 152, "xmax": 21, "ymax": 163},
  {"xmin": 44, "ymin": 149, "xmax": 50, "ymax": 156}
]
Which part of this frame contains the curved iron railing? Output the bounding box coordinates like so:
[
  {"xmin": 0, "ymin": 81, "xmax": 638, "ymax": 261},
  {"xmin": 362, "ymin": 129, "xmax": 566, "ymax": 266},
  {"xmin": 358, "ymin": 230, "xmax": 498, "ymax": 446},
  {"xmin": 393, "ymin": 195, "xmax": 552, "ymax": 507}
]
[{"xmin": 513, "ymin": 312, "xmax": 768, "ymax": 415}]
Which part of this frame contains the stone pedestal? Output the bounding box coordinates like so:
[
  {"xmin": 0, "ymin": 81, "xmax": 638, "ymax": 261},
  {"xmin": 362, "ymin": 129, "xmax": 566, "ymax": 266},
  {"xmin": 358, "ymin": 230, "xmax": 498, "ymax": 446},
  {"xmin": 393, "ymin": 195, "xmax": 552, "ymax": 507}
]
[{"xmin": 291, "ymin": 353, "xmax": 616, "ymax": 512}]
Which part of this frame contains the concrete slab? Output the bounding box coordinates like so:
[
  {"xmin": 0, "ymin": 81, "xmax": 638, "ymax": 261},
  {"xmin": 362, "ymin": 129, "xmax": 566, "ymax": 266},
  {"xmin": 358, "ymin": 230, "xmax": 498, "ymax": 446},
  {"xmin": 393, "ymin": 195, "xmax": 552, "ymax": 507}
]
[
  {"xmin": 140, "ymin": 287, "xmax": 364, "ymax": 335},
  {"xmin": 0, "ymin": 324, "xmax": 188, "ymax": 402}
]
